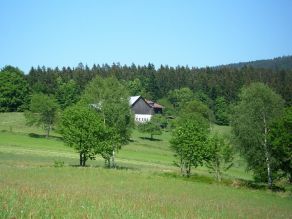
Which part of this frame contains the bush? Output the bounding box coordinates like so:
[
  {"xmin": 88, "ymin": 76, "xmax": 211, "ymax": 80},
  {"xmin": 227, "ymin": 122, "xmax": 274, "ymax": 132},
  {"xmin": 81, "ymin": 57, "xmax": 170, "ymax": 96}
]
[{"xmin": 53, "ymin": 160, "xmax": 64, "ymax": 167}]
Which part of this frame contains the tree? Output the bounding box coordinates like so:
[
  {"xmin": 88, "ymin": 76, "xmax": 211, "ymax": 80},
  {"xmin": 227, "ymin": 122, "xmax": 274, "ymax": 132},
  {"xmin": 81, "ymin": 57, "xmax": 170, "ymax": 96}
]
[
  {"xmin": 214, "ymin": 96, "xmax": 230, "ymax": 125},
  {"xmin": 25, "ymin": 93, "xmax": 59, "ymax": 138},
  {"xmin": 193, "ymin": 91, "xmax": 213, "ymax": 109},
  {"xmin": 55, "ymin": 77, "xmax": 79, "ymax": 110},
  {"xmin": 179, "ymin": 100, "xmax": 214, "ymax": 123},
  {"xmin": 0, "ymin": 66, "xmax": 30, "ymax": 112},
  {"xmin": 81, "ymin": 76, "xmax": 133, "ymax": 167},
  {"xmin": 269, "ymin": 107, "xmax": 292, "ymax": 182},
  {"xmin": 61, "ymin": 105, "xmax": 114, "ymax": 166},
  {"xmin": 137, "ymin": 115, "xmax": 163, "ymax": 140},
  {"xmin": 126, "ymin": 78, "xmax": 144, "ymax": 96},
  {"xmin": 205, "ymin": 134, "xmax": 234, "ymax": 182},
  {"xmin": 168, "ymin": 87, "xmax": 193, "ymax": 109},
  {"xmin": 232, "ymin": 83, "xmax": 284, "ymax": 188},
  {"xmin": 170, "ymin": 115, "xmax": 209, "ymax": 177},
  {"xmin": 154, "ymin": 114, "xmax": 168, "ymax": 129}
]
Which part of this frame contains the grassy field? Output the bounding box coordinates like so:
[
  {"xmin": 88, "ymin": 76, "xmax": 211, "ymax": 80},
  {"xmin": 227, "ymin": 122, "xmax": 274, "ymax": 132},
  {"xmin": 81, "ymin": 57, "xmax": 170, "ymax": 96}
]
[{"xmin": 0, "ymin": 112, "xmax": 292, "ymax": 218}]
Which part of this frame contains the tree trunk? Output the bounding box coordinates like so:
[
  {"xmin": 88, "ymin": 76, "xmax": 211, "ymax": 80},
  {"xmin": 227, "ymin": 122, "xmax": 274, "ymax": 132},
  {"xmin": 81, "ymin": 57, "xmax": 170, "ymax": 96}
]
[
  {"xmin": 82, "ymin": 153, "xmax": 86, "ymax": 166},
  {"xmin": 266, "ymin": 153, "xmax": 272, "ymax": 188},
  {"xmin": 186, "ymin": 163, "xmax": 191, "ymax": 177},
  {"xmin": 46, "ymin": 125, "xmax": 50, "ymax": 138},
  {"xmin": 216, "ymin": 159, "xmax": 221, "ymax": 182},
  {"xmin": 263, "ymin": 115, "xmax": 273, "ymax": 188},
  {"xmin": 180, "ymin": 156, "xmax": 183, "ymax": 175},
  {"xmin": 111, "ymin": 150, "xmax": 116, "ymax": 168},
  {"xmin": 79, "ymin": 152, "xmax": 83, "ymax": 166},
  {"xmin": 107, "ymin": 158, "xmax": 111, "ymax": 168},
  {"xmin": 289, "ymin": 174, "xmax": 292, "ymax": 184},
  {"xmin": 216, "ymin": 169, "xmax": 221, "ymax": 182}
]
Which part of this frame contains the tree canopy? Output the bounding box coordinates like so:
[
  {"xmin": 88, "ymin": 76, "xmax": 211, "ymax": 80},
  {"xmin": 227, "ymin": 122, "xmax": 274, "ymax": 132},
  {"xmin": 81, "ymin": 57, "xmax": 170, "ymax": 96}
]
[
  {"xmin": 205, "ymin": 134, "xmax": 234, "ymax": 182},
  {"xmin": 81, "ymin": 76, "xmax": 133, "ymax": 167},
  {"xmin": 55, "ymin": 77, "xmax": 79, "ymax": 110},
  {"xmin": 25, "ymin": 93, "xmax": 59, "ymax": 137},
  {"xmin": 61, "ymin": 105, "xmax": 114, "ymax": 166},
  {"xmin": 137, "ymin": 115, "xmax": 163, "ymax": 140},
  {"xmin": 170, "ymin": 115, "xmax": 209, "ymax": 177},
  {"xmin": 269, "ymin": 107, "xmax": 292, "ymax": 182},
  {"xmin": 0, "ymin": 66, "xmax": 30, "ymax": 112},
  {"xmin": 232, "ymin": 82, "xmax": 284, "ymax": 187}
]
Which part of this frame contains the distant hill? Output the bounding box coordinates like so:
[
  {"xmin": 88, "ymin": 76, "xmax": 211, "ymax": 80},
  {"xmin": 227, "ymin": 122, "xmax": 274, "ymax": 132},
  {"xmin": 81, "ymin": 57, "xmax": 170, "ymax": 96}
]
[{"xmin": 218, "ymin": 56, "xmax": 292, "ymax": 71}]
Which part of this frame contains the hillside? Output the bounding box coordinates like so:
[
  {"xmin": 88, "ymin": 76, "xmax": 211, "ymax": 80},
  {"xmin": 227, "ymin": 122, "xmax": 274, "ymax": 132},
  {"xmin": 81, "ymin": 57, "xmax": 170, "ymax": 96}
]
[
  {"xmin": 1, "ymin": 113, "xmax": 292, "ymax": 218},
  {"xmin": 0, "ymin": 113, "xmax": 248, "ymax": 179},
  {"xmin": 219, "ymin": 55, "xmax": 292, "ymax": 70}
]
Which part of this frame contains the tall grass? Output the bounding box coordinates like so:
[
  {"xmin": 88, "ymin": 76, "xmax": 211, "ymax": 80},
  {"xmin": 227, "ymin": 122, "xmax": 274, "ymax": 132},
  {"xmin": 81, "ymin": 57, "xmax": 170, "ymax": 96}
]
[{"xmin": 1, "ymin": 166, "xmax": 292, "ymax": 219}]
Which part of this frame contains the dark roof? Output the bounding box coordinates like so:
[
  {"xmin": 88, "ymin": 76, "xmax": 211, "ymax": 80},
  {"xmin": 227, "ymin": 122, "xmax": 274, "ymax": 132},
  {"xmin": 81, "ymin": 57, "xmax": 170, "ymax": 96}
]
[
  {"xmin": 145, "ymin": 100, "xmax": 164, "ymax": 109},
  {"xmin": 130, "ymin": 96, "xmax": 164, "ymax": 109}
]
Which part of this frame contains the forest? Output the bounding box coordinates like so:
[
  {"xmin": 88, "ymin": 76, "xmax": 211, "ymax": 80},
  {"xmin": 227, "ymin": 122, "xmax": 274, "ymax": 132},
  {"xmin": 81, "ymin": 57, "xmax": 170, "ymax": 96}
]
[
  {"xmin": 1, "ymin": 58, "xmax": 291, "ymax": 114},
  {"xmin": 26, "ymin": 62, "xmax": 292, "ymax": 105},
  {"xmin": 221, "ymin": 55, "xmax": 292, "ymax": 70}
]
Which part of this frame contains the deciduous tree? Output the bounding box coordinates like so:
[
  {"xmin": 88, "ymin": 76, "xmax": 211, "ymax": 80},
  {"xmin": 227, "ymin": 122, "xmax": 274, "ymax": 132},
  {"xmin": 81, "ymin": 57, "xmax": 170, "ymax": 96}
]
[
  {"xmin": 25, "ymin": 93, "xmax": 59, "ymax": 137},
  {"xmin": 168, "ymin": 87, "xmax": 193, "ymax": 109},
  {"xmin": 232, "ymin": 83, "xmax": 284, "ymax": 187},
  {"xmin": 81, "ymin": 76, "xmax": 133, "ymax": 167},
  {"xmin": 61, "ymin": 105, "xmax": 113, "ymax": 166},
  {"xmin": 214, "ymin": 96, "xmax": 230, "ymax": 125},
  {"xmin": 269, "ymin": 107, "xmax": 292, "ymax": 182},
  {"xmin": 179, "ymin": 100, "xmax": 214, "ymax": 122},
  {"xmin": 0, "ymin": 66, "xmax": 30, "ymax": 112},
  {"xmin": 205, "ymin": 134, "xmax": 234, "ymax": 182},
  {"xmin": 137, "ymin": 115, "xmax": 163, "ymax": 140},
  {"xmin": 170, "ymin": 115, "xmax": 209, "ymax": 177}
]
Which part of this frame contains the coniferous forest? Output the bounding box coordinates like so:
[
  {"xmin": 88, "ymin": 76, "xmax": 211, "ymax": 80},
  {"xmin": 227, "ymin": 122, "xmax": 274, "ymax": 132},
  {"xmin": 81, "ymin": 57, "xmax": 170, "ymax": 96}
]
[{"xmin": 26, "ymin": 60, "xmax": 292, "ymax": 105}]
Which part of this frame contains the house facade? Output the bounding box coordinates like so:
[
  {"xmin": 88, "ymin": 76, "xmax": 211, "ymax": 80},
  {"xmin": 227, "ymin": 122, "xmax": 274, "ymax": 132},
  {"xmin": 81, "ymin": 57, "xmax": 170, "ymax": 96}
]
[{"xmin": 130, "ymin": 96, "xmax": 163, "ymax": 123}]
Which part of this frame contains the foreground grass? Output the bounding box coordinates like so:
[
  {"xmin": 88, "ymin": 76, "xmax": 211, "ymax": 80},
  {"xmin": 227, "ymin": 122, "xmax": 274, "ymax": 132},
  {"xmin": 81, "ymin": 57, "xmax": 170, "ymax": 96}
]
[
  {"xmin": 1, "ymin": 166, "xmax": 292, "ymax": 219},
  {"xmin": 0, "ymin": 135, "xmax": 291, "ymax": 218}
]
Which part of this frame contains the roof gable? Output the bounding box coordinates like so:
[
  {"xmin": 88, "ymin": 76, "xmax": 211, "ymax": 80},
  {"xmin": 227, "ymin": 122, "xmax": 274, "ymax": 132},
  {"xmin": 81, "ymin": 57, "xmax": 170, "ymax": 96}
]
[
  {"xmin": 130, "ymin": 96, "xmax": 164, "ymax": 109},
  {"xmin": 130, "ymin": 96, "xmax": 141, "ymax": 106}
]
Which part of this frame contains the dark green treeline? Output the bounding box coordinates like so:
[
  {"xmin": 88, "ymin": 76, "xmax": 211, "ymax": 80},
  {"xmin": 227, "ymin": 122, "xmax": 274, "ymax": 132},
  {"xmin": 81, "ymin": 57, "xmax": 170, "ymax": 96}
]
[{"xmin": 25, "ymin": 63, "xmax": 292, "ymax": 106}]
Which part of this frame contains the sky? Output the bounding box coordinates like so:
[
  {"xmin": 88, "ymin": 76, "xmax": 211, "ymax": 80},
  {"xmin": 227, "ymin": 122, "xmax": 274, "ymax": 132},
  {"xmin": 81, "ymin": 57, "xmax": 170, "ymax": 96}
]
[{"xmin": 1, "ymin": 0, "xmax": 292, "ymax": 73}]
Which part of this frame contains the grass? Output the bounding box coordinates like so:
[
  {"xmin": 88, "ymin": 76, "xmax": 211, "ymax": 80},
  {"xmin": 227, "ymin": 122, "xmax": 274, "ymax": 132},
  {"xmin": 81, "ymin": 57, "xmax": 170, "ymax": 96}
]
[
  {"xmin": 0, "ymin": 112, "xmax": 292, "ymax": 218},
  {"xmin": 1, "ymin": 166, "xmax": 292, "ymax": 218},
  {"xmin": 0, "ymin": 112, "xmax": 59, "ymax": 136}
]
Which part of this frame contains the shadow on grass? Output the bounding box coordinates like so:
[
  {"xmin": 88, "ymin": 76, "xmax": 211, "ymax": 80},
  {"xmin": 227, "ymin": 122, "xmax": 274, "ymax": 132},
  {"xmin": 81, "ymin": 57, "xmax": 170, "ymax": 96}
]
[
  {"xmin": 139, "ymin": 136, "xmax": 162, "ymax": 141},
  {"xmin": 68, "ymin": 163, "xmax": 139, "ymax": 171},
  {"xmin": 106, "ymin": 165, "xmax": 139, "ymax": 171},
  {"xmin": 158, "ymin": 171, "xmax": 286, "ymax": 192},
  {"xmin": 159, "ymin": 172, "xmax": 215, "ymax": 184},
  {"xmin": 28, "ymin": 133, "xmax": 63, "ymax": 141}
]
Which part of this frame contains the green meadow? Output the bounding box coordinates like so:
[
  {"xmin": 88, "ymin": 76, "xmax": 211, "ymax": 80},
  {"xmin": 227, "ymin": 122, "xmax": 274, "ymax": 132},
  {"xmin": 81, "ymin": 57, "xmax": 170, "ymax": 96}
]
[{"xmin": 0, "ymin": 113, "xmax": 291, "ymax": 218}]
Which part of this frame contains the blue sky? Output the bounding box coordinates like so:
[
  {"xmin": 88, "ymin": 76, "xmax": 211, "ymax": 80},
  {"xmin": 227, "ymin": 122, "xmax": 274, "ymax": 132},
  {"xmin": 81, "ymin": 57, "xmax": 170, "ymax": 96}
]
[{"xmin": 1, "ymin": 0, "xmax": 292, "ymax": 73}]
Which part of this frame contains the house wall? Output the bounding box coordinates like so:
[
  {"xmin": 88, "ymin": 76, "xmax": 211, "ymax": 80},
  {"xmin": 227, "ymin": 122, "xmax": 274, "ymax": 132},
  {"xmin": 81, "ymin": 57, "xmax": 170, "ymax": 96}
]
[
  {"xmin": 135, "ymin": 114, "xmax": 152, "ymax": 123},
  {"xmin": 131, "ymin": 98, "xmax": 154, "ymax": 115}
]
